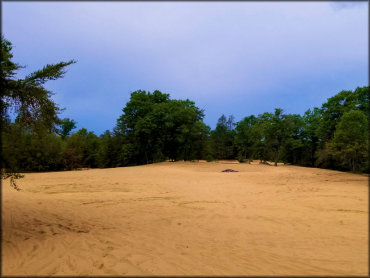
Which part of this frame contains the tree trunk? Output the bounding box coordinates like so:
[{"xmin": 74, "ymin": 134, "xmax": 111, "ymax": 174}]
[
  {"xmin": 352, "ymin": 158, "xmax": 356, "ymax": 172},
  {"xmin": 311, "ymin": 140, "xmax": 317, "ymax": 167},
  {"xmin": 274, "ymin": 151, "xmax": 278, "ymax": 166}
]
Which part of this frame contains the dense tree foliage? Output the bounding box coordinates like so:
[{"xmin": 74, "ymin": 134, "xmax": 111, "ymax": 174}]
[
  {"xmin": 115, "ymin": 90, "xmax": 209, "ymax": 164},
  {"xmin": 1, "ymin": 38, "xmax": 75, "ymax": 133},
  {"xmin": 1, "ymin": 38, "xmax": 368, "ymax": 189},
  {"xmin": 210, "ymin": 115, "xmax": 236, "ymax": 160},
  {"xmin": 1, "ymin": 37, "xmax": 75, "ymax": 188},
  {"xmin": 3, "ymin": 85, "xmax": 368, "ymax": 175},
  {"xmin": 328, "ymin": 110, "xmax": 368, "ymax": 172},
  {"xmin": 59, "ymin": 118, "xmax": 77, "ymax": 139}
]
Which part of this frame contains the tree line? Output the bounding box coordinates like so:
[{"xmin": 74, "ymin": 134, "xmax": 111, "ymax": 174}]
[
  {"xmin": 211, "ymin": 86, "xmax": 368, "ymax": 173},
  {"xmin": 1, "ymin": 38, "xmax": 369, "ymax": 187}
]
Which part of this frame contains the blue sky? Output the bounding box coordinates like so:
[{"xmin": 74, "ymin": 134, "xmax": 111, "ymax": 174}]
[{"xmin": 3, "ymin": 1, "xmax": 368, "ymax": 135}]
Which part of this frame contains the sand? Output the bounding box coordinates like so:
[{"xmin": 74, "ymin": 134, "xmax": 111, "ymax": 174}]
[{"xmin": 1, "ymin": 161, "xmax": 368, "ymax": 276}]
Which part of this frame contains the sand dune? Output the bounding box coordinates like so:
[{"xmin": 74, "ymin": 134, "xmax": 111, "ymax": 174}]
[{"xmin": 2, "ymin": 161, "xmax": 368, "ymax": 275}]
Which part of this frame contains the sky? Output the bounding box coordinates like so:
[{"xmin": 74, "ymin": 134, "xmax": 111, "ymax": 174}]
[{"xmin": 3, "ymin": 1, "xmax": 368, "ymax": 135}]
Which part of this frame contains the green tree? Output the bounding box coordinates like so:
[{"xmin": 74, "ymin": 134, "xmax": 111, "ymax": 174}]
[
  {"xmin": 259, "ymin": 109, "xmax": 286, "ymax": 166},
  {"xmin": 316, "ymin": 87, "xmax": 369, "ymax": 169},
  {"xmin": 150, "ymin": 100, "xmax": 205, "ymax": 161},
  {"xmin": 318, "ymin": 87, "xmax": 369, "ymax": 142},
  {"xmin": 63, "ymin": 128, "xmax": 99, "ymax": 169},
  {"xmin": 210, "ymin": 115, "xmax": 236, "ymax": 159},
  {"xmin": 115, "ymin": 90, "xmax": 206, "ymax": 164},
  {"xmin": 280, "ymin": 114, "xmax": 305, "ymax": 165},
  {"xmin": 115, "ymin": 90, "xmax": 169, "ymax": 164},
  {"xmin": 328, "ymin": 110, "xmax": 368, "ymax": 172},
  {"xmin": 2, "ymin": 122, "xmax": 64, "ymax": 172},
  {"xmin": 97, "ymin": 130, "xmax": 122, "ymax": 168},
  {"xmin": 1, "ymin": 38, "xmax": 75, "ymax": 132},
  {"xmin": 352, "ymin": 86, "xmax": 369, "ymax": 118},
  {"xmin": 234, "ymin": 115, "xmax": 257, "ymax": 161},
  {"xmin": 301, "ymin": 108, "xmax": 322, "ymax": 166},
  {"xmin": 1, "ymin": 37, "xmax": 75, "ymax": 188},
  {"xmin": 59, "ymin": 118, "xmax": 77, "ymax": 139}
]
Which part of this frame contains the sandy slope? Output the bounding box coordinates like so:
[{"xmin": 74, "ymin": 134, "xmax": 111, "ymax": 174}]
[{"xmin": 2, "ymin": 161, "xmax": 368, "ymax": 276}]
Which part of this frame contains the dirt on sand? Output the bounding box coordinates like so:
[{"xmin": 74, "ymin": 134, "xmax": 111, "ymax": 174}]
[{"xmin": 2, "ymin": 161, "xmax": 368, "ymax": 276}]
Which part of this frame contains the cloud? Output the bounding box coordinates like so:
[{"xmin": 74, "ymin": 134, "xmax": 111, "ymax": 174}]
[
  {"xmin": 330, "ymin": 1, "xmax": 367, "ymax": 11},
  {"xmin": 3, "ymin": 2, "xmax": 368, "ymax": 134}
]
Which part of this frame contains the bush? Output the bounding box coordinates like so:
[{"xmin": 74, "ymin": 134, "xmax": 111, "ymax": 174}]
[{"xmin": 206, "ymin": 154, "xmax": 215, "ymax": 162}]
